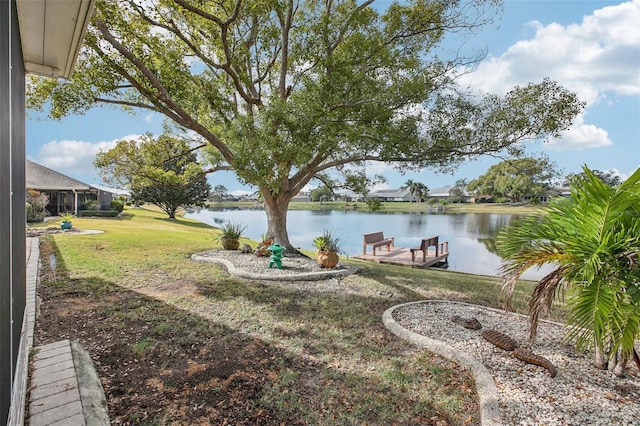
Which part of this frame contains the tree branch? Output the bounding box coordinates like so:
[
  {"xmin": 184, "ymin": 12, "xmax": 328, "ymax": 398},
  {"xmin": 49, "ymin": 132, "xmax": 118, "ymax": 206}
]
[{"xmin": 93, "ymin": 16, "xmax": 236, "ymax": 163}]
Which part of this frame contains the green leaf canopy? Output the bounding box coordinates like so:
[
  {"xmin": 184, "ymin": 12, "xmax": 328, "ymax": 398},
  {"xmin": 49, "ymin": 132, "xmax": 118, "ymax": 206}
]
[{"xmin": 28, "ymin": 0, "xmax": 584, "ymax": 249}]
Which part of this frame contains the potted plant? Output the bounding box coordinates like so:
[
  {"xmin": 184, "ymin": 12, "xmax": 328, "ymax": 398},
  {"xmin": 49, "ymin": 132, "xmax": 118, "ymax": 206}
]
[
  {"xmin": 214, "ymin": 221, "xmax": 246, "ymax": 250},
  {"xmin": 59, "ymin": 211, "xmax": 74, "ymax": 229},
  {"xmin": 313, "ymin": 229, "xmax": 341, "ymax": 268},
  {"xmin": 255, "ymin": 232, "xmax": 273, "ymax": 257}
]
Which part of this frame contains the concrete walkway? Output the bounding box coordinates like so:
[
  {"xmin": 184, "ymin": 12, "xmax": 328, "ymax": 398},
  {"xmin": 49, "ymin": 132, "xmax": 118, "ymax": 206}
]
[
  {"xmin": 17, "ymin": 238, "xmax": 109, "ymax": 426},
  {"xmin": 29, "ymin": 341, "xmax": 85, "ymax": 426}
]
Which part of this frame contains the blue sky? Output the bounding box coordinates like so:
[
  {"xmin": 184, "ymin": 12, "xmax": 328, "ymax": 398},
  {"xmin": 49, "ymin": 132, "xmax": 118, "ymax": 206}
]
[{"xmin": 27, "ymin": 0, "xmax": 640, "ymax": 196}]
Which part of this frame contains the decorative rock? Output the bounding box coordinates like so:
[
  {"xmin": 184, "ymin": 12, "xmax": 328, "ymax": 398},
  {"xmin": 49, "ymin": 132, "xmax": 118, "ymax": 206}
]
[
  {"xmin": 451, "ymin": 315, "xmax": 482, "ymax": 330},
  {"xmin": 513, "ymin": 348, "xmax": 557, "ymax": 378},
  {"xmin": 391, "ymin": 300, "xmax": 640, "ymax": 425},
  {"xmin": 481, "ymin": 329, "xmax": 518, "ymax": 351}
]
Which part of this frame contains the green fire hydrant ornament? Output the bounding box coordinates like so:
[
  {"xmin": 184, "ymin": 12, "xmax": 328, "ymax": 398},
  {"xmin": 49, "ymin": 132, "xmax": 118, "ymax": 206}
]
[{"xmin": 267, "ymin": 243, "xmax": 285, "ymax": 269}]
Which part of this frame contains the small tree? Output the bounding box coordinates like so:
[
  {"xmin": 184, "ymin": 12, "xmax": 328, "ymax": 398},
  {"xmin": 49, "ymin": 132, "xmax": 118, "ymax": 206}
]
[
  {"xmin": 402, "ymin": 180, "xmax": 416, "ymax": 204},
  {"xmin": 26, "ymin": 189, "xmax": 49, "ymax": 222},
  {"xmin": 212, "ymin": 185, "xmax": 228, "ymax": 202},
  {"xmin": 95, "ymin": 133, "xmax": 211, "ymax": 219},
  {"xmin": 448, "ymin": 179, "xmax": 468, "ymax": 203},
  {"xmin": 110, "ymin": 199, "xmax": 125, "ymax": 212},
  {"xmin": 414, "ymin": 182, "xmax": 429, "ymax": 203},
  {"xmin": 366, "ymin": 198, "xmax": 382, "ymax": 212},
  {"xmin": 310, "ymin": 186, "xmax": 333, "ymax": 202}
]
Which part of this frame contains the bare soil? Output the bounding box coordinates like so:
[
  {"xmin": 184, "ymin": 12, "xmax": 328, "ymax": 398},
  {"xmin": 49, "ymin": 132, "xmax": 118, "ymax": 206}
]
[{"xmin": 32, "ymin": 238, "xmax": 479, "ymax": 425}]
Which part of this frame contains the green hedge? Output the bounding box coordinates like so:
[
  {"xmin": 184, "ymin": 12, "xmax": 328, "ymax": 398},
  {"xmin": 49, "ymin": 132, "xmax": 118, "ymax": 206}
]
[
  {"xmin": 78, "ymin": 210, "xmax": 120, "ymax": 217},
  {"xmin": 110, "ymin": 199, "xmax": 125, "ymax": 212}
]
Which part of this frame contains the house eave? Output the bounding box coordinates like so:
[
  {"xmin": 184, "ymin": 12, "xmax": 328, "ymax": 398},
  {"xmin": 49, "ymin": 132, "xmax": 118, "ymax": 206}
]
[{"xmin": 17, "ymin": 0, "xmax": 96, "ymax": 79}]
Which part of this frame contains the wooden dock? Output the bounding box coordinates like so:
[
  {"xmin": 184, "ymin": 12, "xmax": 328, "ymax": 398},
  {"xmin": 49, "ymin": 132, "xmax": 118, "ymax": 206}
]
[{"xmin": 354, "ymin": 244, "xmax": 449, "ymax": 268}]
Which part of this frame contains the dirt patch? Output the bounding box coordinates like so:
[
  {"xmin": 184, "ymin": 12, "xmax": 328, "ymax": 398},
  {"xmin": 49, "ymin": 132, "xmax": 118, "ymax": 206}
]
[
  {"xmin": 33, "ymin": 240, "xmax": 480, "ymax": 425},
  {"xmin": 35, "ymin": 277, "xmax": 312, "ymax": 424}
]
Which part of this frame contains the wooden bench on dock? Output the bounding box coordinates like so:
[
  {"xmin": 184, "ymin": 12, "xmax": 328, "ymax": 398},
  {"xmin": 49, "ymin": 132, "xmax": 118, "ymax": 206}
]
[
  {"xmin": 410, "ymin": 236, "xmax": 441, "ymax": 262},
  {"xmin": 363, "ymin": 232, "xmax": 394, "ymax": 255}
]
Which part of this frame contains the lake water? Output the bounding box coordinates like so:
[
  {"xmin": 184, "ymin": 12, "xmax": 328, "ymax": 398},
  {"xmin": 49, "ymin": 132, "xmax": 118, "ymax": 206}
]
[{"xmin": 186, "ymin": 208, "xmax": 553, "ymax": 281}]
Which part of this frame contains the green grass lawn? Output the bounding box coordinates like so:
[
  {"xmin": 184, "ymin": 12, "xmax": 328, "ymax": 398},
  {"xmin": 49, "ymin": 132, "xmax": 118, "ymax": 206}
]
[{"xmin": 34, "ymin": 207, "xmax": 561, "ymax": 425}]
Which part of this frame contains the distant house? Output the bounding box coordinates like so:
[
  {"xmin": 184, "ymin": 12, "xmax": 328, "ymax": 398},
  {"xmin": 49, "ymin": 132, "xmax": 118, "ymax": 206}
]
[
  {"xmin": 238, "ymin": 192, "xmax": 260, "ymax": 202},
  {"xmin": 26, "ymin": 160, "xmax": 96, "ymax": 215},
  {"xmin": 291, "ymin": 191, "xmax": 311, "ymax": 202},
  {"xmin": 337, "ymin": 189, "xmax": 364, "ymax": 202},
  {"xmin": 426, "ymin": 186, "xmax": 453, "ymax": 200},
  {"xmin": 370, "ymin": 188, "xmax": 411, "ymax": 202},
  {"xmin": 427, "ymin": 186, "xmax": 471, "ymax": 202},
  {"xmin": 91, "ymin": 184, "xmax": 130, "ymax": 209},
  {"xmin": 523, "ymin": 186, "xmax": 571, "ymax": 204}
]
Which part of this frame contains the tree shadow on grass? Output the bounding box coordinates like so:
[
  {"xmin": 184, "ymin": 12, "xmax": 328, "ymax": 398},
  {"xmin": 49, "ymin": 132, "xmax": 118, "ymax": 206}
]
[
  {"xmin": 153, "ymin": 216, "xmax": 216, "ymax": 230},
  {"xmin": 34, "ymin": 237, "xmax": 480, "ymax": 426}
]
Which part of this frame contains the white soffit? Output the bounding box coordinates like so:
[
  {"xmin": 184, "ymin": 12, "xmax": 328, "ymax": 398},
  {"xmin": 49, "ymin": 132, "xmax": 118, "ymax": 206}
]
[{"xmin": 17, "ymin": 0, "xmax": 95, "ymax": 79}]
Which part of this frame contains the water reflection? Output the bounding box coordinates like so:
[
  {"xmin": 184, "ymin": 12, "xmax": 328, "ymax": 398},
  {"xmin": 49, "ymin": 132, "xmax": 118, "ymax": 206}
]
[
  {"xmin": 186, "ymin": 208, "xmax": 552, "ymax": 280},
  {"xmin": 446, "ymin": 213, "xmax": 466, "ymax": 232}
]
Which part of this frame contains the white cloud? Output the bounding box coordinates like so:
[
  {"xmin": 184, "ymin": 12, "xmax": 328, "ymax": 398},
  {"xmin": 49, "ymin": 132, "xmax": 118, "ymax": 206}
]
[
  {"xmin": 457, "ymin": 0, "xmax": 638, "ymax": 154},
  {"xmin": 546, "ymin": 114, "xmax": 612, "ymax": 151},
  {"xmin": 36, "ymin": 134, "xmax": 145, "ymax": 177},
  {"xmin": 461, "ymin": 0, "xmax": 640, "ymax": 104}
]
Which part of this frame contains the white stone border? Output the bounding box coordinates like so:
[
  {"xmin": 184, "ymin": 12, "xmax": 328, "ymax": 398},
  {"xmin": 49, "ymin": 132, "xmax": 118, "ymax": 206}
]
[
  {"xmin": 382, "ymin": 300, "xmax": 504, "ymax": 426},
  {"xmin": 191, "ymin": 254, "xmax": 358, "ymax": 281}
]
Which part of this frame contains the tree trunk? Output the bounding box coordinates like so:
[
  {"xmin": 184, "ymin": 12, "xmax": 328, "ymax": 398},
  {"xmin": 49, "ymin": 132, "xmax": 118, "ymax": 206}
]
[
  {"xmin": 262, "ymin": 191, "xmax": 297, "ymax": 253},
  {"xmin": 594, "ymin": 346, "xmax": 607, "ymax": 370}
]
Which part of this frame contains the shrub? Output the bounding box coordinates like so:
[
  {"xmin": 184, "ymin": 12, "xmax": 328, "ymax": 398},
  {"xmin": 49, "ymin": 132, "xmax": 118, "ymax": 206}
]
[
  {"xmin": 111, "ymin": 199, "xmax": 125, "ymax": 212},
  {"xmin": 366, "ymin": 198, "xmax": 382, "ymax": 212},
  {"xmin": 84, "ymin": 199, "xmax": 99, "ymax": 210},
  {"xmin": 26, "ymin": 189, "xmax": 49, "ymax": 222},
  {"xmin": 77, "ymin": 210, "xmax": 120, "ymax": 217}
]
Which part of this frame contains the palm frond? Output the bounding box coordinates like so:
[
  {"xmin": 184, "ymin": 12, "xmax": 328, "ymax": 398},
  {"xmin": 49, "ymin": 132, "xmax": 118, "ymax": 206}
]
[{"xmin": 528, "ymin": 268, "xmax": 564, "ymax": 340}]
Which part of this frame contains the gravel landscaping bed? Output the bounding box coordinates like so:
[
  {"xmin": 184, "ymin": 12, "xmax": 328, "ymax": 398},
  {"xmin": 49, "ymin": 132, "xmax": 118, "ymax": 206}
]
[
  {"xmin": 392, "ymin": 300, "xmax": 639, "ymax": 426},
  {"xmin": 196, "ymin": 249, "xmax": 329, "ymax": 274},
  {"xmin": 192, "ymin": 249, "xmax": 357, "ymax": 281},
  {"xmin": 195, "ymin": 250, "xmax": 639, "ymax": 425}
]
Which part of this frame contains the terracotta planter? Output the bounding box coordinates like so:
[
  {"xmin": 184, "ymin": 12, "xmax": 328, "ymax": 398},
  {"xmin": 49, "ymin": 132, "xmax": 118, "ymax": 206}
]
[
  {"xmin": 221, "ymin": 238, "xmax": 240, "ymax": 250},
  {"xmin": 256, "ymin": 239, "xmax": 273, "ymax": 256},
  {"xmin": 317, "ymin": 250, "xmax": 339, "ymax": 268}
]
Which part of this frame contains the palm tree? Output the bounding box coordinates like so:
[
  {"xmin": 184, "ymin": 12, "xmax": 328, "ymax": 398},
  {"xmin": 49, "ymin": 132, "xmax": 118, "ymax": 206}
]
[
  {"xmin": 403, "ymin": 179, "xmax": 427, "ymax": 203},
  {"xmin": 497, "ymin": 166, "xmax": 640, "ymax": 377},
  {"xmin": 415, "ymin": 182, "xmax": 429, "ymax": 203},
  {"xmin": 402, "ymin": 179, "xmax": 415, "ymax": 203}
]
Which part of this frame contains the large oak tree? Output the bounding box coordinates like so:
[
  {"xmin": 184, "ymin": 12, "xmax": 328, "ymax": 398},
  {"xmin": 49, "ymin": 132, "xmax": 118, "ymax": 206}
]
[{"xmin": 27, "ymin": 0, "xmax": 584, "ymax": 250}]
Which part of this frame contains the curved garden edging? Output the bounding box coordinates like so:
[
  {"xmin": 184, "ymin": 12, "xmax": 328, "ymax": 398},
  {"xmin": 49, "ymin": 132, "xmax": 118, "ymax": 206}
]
[
  {"xmin": 191, "ymin": 254, "xmax": 357, "ymax": 281},
  {"xmin": 382, "ymin": 300, "xmax": 503, "ymax": 426}
]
